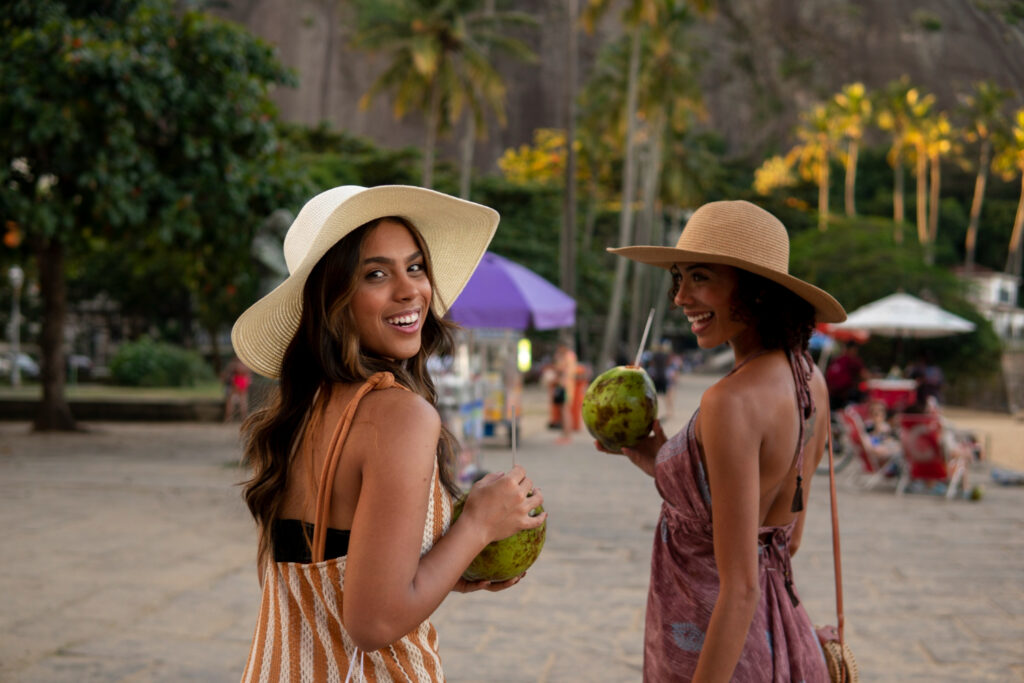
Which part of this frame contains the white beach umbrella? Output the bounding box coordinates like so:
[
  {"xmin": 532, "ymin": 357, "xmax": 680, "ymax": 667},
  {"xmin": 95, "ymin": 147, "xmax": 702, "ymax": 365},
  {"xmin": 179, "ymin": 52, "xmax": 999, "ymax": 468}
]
[{"xmin": 832, "ymin": 292, "xmax": 976, "ymax": 339}]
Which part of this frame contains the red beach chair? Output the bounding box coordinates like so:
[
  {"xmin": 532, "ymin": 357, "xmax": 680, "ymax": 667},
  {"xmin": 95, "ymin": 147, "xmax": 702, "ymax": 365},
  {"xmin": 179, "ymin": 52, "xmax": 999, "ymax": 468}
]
[
  {"xmin": 895, "ymin": 413, "xmax": 967, "ymax": 499},
  {"xmin": 837, "ymin": 406, "xmax": 901, "ymax": 490}
]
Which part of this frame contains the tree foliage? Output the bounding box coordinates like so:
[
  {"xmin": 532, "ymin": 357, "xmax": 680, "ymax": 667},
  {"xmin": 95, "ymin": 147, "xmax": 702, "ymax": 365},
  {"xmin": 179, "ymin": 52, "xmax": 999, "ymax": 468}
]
[{"xmin": 0, "ymin": 0, "xmax": 303, "ymax": 428}]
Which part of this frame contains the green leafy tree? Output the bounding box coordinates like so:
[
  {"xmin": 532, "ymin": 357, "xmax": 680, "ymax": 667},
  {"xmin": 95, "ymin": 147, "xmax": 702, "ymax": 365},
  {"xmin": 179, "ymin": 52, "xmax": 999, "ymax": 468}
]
[
  {"xmin": 353, "ymin": 0, "xmax": 537, "ymax": 190},
  {"xmin": 960, "ymin": 80, "xmax": 1013, "ymax": 272},
  {"xmin": 790, "ymin": 216, "xmax": 1002, "ymax": 392},
  {"xmin": 0, "ymin": 0, "xmax": 300, "ymax": 430}
]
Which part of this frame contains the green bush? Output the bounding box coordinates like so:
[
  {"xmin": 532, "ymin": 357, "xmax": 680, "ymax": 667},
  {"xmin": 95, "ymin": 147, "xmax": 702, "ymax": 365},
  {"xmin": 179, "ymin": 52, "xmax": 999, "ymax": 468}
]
[{"xmin": 109, "ymin": 338, "xmax": 216, "ymax": 387}]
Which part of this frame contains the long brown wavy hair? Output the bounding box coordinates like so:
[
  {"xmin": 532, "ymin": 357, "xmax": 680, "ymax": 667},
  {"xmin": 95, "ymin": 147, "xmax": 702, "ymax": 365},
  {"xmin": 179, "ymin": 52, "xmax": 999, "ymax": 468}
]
[{"xmin": 240, "ymin": 216, "xmax": 463, "ymax": 569}]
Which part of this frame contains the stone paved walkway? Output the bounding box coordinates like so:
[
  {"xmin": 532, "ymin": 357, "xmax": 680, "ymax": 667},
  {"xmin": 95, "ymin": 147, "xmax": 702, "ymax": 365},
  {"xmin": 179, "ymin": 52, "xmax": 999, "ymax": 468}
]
[{"xmin": 1, "ymin": 374, "xmax": 1022, "ymax": 682}]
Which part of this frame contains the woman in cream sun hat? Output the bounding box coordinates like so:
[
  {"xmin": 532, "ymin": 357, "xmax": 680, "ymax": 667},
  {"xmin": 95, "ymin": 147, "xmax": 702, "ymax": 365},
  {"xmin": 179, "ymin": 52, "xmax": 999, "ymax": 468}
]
[
  {"xmin": 596, "ymin": 199, "xmax": 845, "ymax": 681},
  {"xmin": 235, "ymin": 185, "xmax": 546, "ymax": 682}
]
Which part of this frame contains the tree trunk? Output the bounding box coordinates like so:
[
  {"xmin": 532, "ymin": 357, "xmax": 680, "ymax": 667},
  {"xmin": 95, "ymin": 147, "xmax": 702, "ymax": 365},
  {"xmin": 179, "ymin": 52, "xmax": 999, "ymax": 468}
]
[
  {"xmin": 628, "ymin": 119, "xmax": 664, "ymax": 355},
  {"xmin": 34, "ymin": 238, "xmax": 77, "ymax": 431},
  {"xmin": 926, "ymin": 151, "xmax": 940, "ymax": 265},
  {"xmin": 1006, "ymin": 174, "xmax": 1024, "ymax": 277},
  {"xmin": 560, "ymin": 0, "xmax": 578, "ymax": 317},
  {"xmin": 651, "ymin": 207, "xmax": 684, "ymax": 349},
  {"xmin": 422, "ymin": 84, "xmax": 441, "ymax": 189},
  {"xmin": 893, "ymin": 144, "xmax": 904, "ymax": 243},
  {"xmin": 319, "ymin": 0, "xmax": 338, "ymax": 124},
  {"xmin": 844, "ymin": 139, "xmax": 858, "ymax": 216},
  {"xmin": 964, "ymin": 139, "xmax": 992, "ymax": 272},
  {"xmin": 598, "ymin": 24, "xmax": 642, "ymax": 370},
  {"xmin": 915, "ymin": 144, "xmax": 928, "ymax": 245},
  {"xmin": 459, "ymin": 115, "xmax": 476, "ymax": 199},
  {"xmin": 817, "ymin": 151, "xmax": 829, "ymax": 231}
]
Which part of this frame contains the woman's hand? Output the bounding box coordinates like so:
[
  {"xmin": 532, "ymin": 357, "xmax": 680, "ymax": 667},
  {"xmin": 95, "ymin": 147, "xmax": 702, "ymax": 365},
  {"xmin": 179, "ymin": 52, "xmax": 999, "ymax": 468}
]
[
  {"xmin": 594, "ymin": 420, "xmax": 666, "ymax": 478},
  {"xmin": 451, "ymin": 573, "xmax": 526, "ymax": 593},
  {"xmin": 459, "ymin": 464, "xmax": 546, "ymax": 545}
]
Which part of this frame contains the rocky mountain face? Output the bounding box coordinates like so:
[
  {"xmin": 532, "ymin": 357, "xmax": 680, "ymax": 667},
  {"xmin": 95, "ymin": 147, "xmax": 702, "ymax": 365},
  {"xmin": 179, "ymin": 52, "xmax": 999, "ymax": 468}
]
[{"xmin": 214, "ymin": 0, "xmax": 1024, "ymax": 170}]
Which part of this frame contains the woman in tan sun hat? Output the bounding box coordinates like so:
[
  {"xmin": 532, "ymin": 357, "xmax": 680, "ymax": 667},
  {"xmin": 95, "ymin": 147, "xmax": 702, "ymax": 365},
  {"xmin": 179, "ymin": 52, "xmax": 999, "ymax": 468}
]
[
  {"xmin": 596, "ymin": 200, "xmax": 846, "ymax": 681},
  {"xmin": 233, "ymin": 185, "xmax": 546, "ymax": 682}
]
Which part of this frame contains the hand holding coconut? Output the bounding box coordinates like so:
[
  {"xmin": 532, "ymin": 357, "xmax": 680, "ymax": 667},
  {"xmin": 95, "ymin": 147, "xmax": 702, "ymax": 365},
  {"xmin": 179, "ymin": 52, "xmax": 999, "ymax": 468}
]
[{"xmin": 451, "ymin": 464, "xmax": 547, "ymax": 589}]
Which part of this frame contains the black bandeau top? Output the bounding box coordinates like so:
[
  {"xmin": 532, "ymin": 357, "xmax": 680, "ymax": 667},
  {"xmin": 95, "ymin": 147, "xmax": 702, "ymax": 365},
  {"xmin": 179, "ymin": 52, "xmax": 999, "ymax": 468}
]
[{"xmin": 273, "ymin": 518, "xmax": 350, "ymax": 563}]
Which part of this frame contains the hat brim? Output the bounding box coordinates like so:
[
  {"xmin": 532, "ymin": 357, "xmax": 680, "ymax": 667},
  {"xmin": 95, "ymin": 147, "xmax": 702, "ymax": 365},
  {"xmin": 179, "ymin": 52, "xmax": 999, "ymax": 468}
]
[
  {"xmin": 609, "ymin": 245, "xmax": 847, "ymax": 324},
  {"xmin": 232, "ymin": 186, "xmax": 499, "ymax": 378}
]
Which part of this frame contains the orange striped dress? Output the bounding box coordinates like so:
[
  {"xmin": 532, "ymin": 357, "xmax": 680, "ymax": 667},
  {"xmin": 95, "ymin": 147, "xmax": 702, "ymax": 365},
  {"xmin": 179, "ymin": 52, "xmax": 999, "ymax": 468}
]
[{"xmin": 241, "ymin": 372, "xmax": 454, "ymax": 682}]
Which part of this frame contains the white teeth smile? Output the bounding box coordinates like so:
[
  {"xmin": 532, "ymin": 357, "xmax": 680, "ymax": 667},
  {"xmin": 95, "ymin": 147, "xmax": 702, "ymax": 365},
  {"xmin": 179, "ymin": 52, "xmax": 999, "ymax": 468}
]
[
  {"xmin": 386, "ymin": 312, "xmax": 420, "ymax": 326},
  {"xmin": 687, "ymin": 312, "xmax": 712, "ymax": 324}
]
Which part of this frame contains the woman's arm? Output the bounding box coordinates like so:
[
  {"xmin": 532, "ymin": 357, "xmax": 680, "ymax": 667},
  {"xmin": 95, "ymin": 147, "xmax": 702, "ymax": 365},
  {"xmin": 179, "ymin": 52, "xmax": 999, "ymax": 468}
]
[
  {"xmin": 692, "ymin": 385, "xmax": 762, "ymax": 682},
  {"xmin": 342, "ymin": 391, "xmax": 544, "ymax": 651}
]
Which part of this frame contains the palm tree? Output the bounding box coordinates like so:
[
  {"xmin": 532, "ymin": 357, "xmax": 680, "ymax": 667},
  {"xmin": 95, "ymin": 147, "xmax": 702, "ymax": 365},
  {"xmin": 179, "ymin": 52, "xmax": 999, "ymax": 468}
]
[
  {"xmin": 354, "ymin": 0, "xmax": 536, "ymax": 189},
  {"xmin": 789, "ymin": 103, "xmax": 839, "ymax": 231},
  {"xmin": 994, "ymin": 108, "xmax": 1024, "ymax": 277},
  {"xmin": 960, "ymin": 80, "xmax": 1013, "ymax": 272},
  {"xmin": 922, "ymin": 112, "xmax": 955, "ymax": 265},
  {"xmin": 876, "ymin": 77, "xmax": 928, "ymax": 242},
  {"xmin": 583, "ymin": 0, "xmax": 712, "ymax": 368},
  {"xmin": 902, "ymin": 90, "xmax": 938, "ymax": 247},
  {"xmin": 832, "ymin": 82, "xmax": 872, "ymax": 216}
]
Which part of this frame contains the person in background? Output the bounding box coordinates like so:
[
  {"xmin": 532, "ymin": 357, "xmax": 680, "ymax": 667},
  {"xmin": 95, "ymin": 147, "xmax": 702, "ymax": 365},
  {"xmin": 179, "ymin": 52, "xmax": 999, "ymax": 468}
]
[
  {"xmin": 554, "ymin": 340, "xmax": 578, "ymax": 444},
  {"xmin": 231, "ymin": 185, "xmax": 545, "ymax": 682},
  {"xmin": 223, "ymin": 356, "xmax": 252, "ymax": 422},
  {"xmin": 646, "ymin": 341, "xmax": 676, "ymax": 419},
  {"xmin": 825, "ymin": 342, "xmax": 868, "ymax": 408},
  {"xmin": 595, "ymin": 200, "xmax": 845, "ymax": 681}
]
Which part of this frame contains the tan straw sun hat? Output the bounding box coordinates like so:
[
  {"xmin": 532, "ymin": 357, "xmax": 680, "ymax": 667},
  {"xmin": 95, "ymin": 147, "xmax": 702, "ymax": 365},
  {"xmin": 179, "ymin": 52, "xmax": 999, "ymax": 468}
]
[
  {"xmin": 231, "ymin": 185, "xmax": 499, "ymax": 378},
  {"xmin": 609, "ymin": 200, "xmax": 846, "ymax": 323}
]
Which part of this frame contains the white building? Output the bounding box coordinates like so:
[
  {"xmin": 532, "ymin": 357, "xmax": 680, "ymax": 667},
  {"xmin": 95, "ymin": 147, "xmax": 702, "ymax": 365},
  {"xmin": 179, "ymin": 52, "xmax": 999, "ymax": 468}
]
[{"xmin": 955, "ymin": 267, "xmax": 1024, "ymax": 343}]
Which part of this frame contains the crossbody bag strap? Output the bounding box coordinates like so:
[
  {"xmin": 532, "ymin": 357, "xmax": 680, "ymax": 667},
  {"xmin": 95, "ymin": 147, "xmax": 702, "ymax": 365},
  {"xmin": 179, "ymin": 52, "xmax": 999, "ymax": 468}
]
[
  {"xmin": 311, "ymin": 371, "xmax": 404, "ymax": 562},
  {"xmin": 826, "ymin": 419, "xmax": 846, "ymax": 646}
]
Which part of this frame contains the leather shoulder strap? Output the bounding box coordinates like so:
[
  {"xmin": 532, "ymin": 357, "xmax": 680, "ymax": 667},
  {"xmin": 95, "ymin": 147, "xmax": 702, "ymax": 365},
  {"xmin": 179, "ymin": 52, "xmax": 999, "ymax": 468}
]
[
  {"xmin": 311, "ymin": 372, "xmax": 408, "ymax": 562},
  {"xmin": 826, "ymin": 419, "xmax": 846, "ymax": 645}
]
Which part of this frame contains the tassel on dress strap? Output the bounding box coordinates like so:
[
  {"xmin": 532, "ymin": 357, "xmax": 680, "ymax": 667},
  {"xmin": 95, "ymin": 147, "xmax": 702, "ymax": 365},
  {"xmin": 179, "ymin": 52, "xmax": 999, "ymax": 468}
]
[
  {"xmin": 311, "ymin": 371, "xmax": 405, "ymax": 562},
  {"xmin": 788, "ymin": 351, "xmax": 816, "ymax": 513}
]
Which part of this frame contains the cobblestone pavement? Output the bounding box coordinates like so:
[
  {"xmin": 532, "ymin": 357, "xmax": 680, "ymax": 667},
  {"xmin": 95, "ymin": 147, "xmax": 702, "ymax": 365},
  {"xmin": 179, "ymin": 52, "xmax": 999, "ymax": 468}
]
[{"xmin": 1, "ymin": 374, "xmax": 1022, "ymax": 682}]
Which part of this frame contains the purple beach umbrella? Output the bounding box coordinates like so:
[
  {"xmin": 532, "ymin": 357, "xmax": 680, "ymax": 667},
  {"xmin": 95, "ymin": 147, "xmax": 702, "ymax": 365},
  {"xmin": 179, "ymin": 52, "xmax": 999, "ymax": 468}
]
[{"xmin": 447, "ymin": 252, "xmax": 575, "ymax": 331}]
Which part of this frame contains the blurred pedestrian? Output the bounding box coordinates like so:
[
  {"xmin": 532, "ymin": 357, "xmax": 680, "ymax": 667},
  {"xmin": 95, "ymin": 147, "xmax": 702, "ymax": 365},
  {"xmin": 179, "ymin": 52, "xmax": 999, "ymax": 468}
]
[
  {"xmin": 231, "ymin": 185, "xmax": 545, "ymax": 681},
  {"xmin": 597, "ymin": 200, "xmax": 846, "ymax": 681},
  {"xmin": 554, "ymin": 340, "xmax": 578, "ymax": 444},
  {"xmin": 222, "ymin": 356, "xmax": 251, "ymax": 422}
]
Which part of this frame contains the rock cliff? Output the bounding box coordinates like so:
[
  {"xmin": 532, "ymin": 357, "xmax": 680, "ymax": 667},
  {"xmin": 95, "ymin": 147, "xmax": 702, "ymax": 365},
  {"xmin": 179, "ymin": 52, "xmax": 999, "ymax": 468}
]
[{"xmin": 214, "ymin": 0, "xmax": 1024, "ymax": 169}]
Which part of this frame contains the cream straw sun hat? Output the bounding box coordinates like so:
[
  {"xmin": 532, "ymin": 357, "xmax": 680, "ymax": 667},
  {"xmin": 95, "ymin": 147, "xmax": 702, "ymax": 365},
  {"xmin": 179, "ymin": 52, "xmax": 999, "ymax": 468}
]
[
  {"xmin": 232, "ymin": 185, "xmax": 499, "ymax": 378},
  {"xmin": 609, "ymin": 200, "xmax": 846, "ymax": 323}
]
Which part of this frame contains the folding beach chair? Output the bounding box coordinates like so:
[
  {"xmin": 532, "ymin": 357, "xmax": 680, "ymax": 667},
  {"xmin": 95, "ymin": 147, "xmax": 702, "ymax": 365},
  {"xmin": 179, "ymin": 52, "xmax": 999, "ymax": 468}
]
[
  {"xmin": 895, "ymin": 412, "xmax": 968, "ymax": 499},
  {"xmin": 837, "ymin": 406, "xmax": 901, "ymax": 490}
]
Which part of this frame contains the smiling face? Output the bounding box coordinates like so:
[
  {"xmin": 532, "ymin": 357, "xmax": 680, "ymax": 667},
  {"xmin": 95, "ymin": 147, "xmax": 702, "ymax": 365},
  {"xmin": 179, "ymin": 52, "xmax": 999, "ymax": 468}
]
[
  {"xmin": 672, "ymin": 262, "xmax": 760, "ymax": 354},
  {"xmin": 350, "ymin": 219, "xmax": 432, "ymax": 361}
]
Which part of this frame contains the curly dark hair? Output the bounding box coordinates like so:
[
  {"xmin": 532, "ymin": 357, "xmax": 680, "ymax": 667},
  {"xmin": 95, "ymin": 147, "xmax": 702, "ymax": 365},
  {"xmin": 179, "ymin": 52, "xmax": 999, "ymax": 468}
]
[
  {"xmin": 668, "ymin": 265, "xmax": 815, "ymax": 353},
  {"xmin": 730, "ymin": 270, "xmax": 815, "ymax": 352}
]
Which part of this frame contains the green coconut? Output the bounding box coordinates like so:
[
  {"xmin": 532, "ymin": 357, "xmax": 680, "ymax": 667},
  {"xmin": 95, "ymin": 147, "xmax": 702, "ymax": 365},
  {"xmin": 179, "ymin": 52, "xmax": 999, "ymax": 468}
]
[
  {"xmin": 582, "ymin": 365, "xmax": 658, "ymax": 454},
  {"xmin": 452, "ymin": 495, "xmax": 546, "ymax": 583}
]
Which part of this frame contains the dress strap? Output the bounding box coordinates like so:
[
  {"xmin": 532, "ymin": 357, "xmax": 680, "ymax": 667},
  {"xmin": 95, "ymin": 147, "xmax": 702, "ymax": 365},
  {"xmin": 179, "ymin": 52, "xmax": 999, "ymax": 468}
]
[
  {"xmin": 787, "ymin": 350, "xmax": 816, "ymax": 512},
  {"xmin": 311, "ymin": 371, "xmax": 408, "ymax": 562}
]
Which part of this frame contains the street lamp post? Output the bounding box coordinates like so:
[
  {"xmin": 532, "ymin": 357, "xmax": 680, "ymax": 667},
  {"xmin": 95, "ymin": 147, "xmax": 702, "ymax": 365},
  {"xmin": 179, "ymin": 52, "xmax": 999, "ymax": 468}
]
[{"xmin": 8, "ymin": 265, "xmax": 24, "ymax": 387}]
